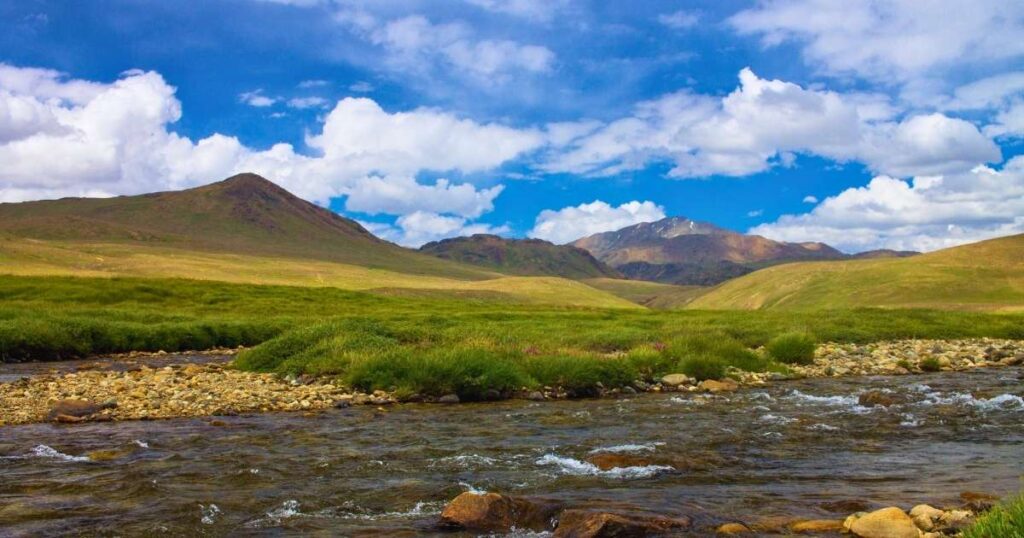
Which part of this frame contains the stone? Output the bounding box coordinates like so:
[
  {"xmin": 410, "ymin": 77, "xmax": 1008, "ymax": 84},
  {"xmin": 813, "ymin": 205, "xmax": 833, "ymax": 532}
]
[
  {"xmin": 716, "ymin": 522, "xmax": 750, "ymax": 534},
  {"xmin": 857, "ymin": 390, "xmax": 902, "ymax": 407},
  {"xmin": 437, "ymin": 394, "xmax": 460, "ymax": 404},
  {"xmin": 552, "ymin": 510, "xmax": 691, "ymax": 538},
  {"xmin": 849, "ymin": 507, "xmax": 919, "ymax": 538},
  {"xmin": 660, "ymin": 374, "xmax": 690, "ymax": 387},
  {"xmin": 698, "ymin": 379, "xmax": 739, "ymax": 393},
  {"xmin": 438, "ymin": 492, "xmax": 561, "ymax": 532},
  {"xmin": 46, "ymin": 399, "xmax": 114, "ymax": 421},
  {"xmin": 960, "ymin": 491, "xmax": 999, "ymax": 512},
  {"xmin": 790, "ymin": 519, "xmax": 844, "ymax": 533},
  {"xmin": 909, "ymin": 504, "xmax": 943, "ymax": 531},
  {"xmin": 586, "ymin": 454, "xmax": 651, "ymax": 471},
  {"xmin": 526, "ymin": 391, "xmax": 545, "ymax": 401}
]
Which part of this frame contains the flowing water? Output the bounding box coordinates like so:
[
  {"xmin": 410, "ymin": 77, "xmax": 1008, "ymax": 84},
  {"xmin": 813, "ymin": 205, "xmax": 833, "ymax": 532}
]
[{"xmin": 1, "ymin": 365, "xmax": 1022, "ymax": 536}]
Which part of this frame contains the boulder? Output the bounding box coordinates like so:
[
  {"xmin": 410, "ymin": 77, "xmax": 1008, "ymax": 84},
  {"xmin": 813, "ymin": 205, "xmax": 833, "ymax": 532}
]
[
  {"xmin": 438, "ymin": 492, "xmax": 561, "ymax": 532},
  {"xmin": 526, "ymin": 391, "xmax": 545, "ymax": 401},
  {"xmin": 909, "ymin": 504, "xmax": 943, "ymax": 531},
  {"xmin": 553, "ymin": 510, "xmax": 691, "ymax": 538},
  {"xmin": 586, "ymin": 454, "xmax": 652, "ymax": 471},
  {"xmin": 716, "ymin": 522, "xmax": 750, "ymax": 534},
  {"xmin": 437, "ymin": 394, "xmax": 460, "ymax": 404},
  {"xmin": 660, "ymin": 374, "xmax": 691, "ymax": 387},
  {"xmin": 960, "ymin": 491, "xmax": 999, "ymax": 512},
  {"xmin": 849, "ymin": 507, "xmax": 919, "ymax": 538},
  {"xmin": 698, "ymin": 379, "xmax": 739, "ymax": 393},
  {"xmin": 790, "ymin": 519, "xmax": 844, "ymax": 533},
  {"xmin": 46, "ymin": 399, "xmax": 115, "ymax": 421},
  {"xmin": 857, "ymin": 391, "xmax": 902, "ymax": 407}
]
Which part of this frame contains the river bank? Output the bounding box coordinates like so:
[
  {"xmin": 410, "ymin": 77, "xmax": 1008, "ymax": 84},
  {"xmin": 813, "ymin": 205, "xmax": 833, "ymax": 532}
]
[{"xmin": 1, "ymin": 338, "xmax": 1021, "ymax": 426}]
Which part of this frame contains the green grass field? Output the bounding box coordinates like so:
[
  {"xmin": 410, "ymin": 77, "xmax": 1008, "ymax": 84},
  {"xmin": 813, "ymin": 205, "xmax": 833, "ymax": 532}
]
[
  {"xmin": 3, "ymin": 274, "xmax": 1022, "ymax": 399},
  {"xmin": 690, "ymin": 234, "xmax": 1024, "ymax": 311}
]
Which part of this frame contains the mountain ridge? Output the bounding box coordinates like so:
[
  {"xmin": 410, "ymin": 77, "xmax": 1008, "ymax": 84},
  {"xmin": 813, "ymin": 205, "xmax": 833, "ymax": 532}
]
[{"xmin": 419, "ymin": 234, "xmax": 621, "ymax": 279}]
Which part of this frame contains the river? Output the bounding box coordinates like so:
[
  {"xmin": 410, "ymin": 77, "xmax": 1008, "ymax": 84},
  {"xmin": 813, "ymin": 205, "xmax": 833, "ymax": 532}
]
[{"xmin": 1, "ymin": 365, "xmax": 1022, "ymax": 536}]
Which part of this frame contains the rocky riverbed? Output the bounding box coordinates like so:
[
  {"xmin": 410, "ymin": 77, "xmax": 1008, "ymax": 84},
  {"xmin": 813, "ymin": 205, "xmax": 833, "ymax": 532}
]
[{"xmin": 1, "ymin": 338, "xmax": 1021, "ymax": 426}]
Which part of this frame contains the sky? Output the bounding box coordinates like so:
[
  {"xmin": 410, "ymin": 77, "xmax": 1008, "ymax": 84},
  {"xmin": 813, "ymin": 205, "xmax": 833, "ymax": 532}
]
[{"xmin": 1, "ymin": 0, "xmax": 1023, "ymax": 252}]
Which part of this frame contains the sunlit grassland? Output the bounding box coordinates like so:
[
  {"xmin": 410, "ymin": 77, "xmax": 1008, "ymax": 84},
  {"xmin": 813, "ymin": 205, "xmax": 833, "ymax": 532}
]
[
  {"xmin": 691, "ymin": 234, "xmax": 1024, "ymax": 311},
  {"xmin": 0, "ymin": 238, "xmax": 639, "ymax": 309}
]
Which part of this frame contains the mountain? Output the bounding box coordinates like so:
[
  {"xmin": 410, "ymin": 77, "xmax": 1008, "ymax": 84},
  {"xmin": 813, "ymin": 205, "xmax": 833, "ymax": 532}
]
[
  {"xmin": 571, "ymin": 217, "xmax": 847, "ymax": 286},
  {"xmin": 420, "ymin": 234, "xmax": 621, "ymax": 279},
  {"xmin": 689, "ymin": 234, "xmax": 1024, "ymax": 311},
  {"xmin": 0, "ymin": 173, "xmax": 484, "ymax": 279}
]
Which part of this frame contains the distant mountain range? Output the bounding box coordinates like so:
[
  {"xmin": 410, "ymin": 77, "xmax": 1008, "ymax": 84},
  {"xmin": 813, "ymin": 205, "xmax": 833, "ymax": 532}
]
[
  {"xmin": 571, "ymin": 217, "xmax": 917, "ymax": 286},
  {"xmin": 420, "ymin": 234, "xmax": 620, "ymax": 279}
]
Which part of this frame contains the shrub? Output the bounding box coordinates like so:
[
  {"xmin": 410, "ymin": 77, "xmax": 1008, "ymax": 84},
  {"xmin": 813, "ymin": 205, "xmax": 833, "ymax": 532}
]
[
  {"xmin": 919, "ymin": 356, "xmax": 942, "ymax": 372},
  {"xmin": 679, "ymin": 355, "xmax": 726, "ymax": 381},
  {"xmin": 962, "ymin": 494, "xmax": 1024, "ymax": 538},
  {"xmin": 663, "ymin": 334, "xmax": 770, "ymax": 373},
  {"xmin": 766, "ymin": 332, "xmax": 816, "ymax": 365},
  {"xmin": 523, "ymin": 354, "xmax": 636, "ymax": 396}
]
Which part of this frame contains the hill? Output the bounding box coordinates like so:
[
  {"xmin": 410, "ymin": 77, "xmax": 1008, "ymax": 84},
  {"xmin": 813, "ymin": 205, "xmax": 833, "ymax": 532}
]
[
  {"xmin": 688, "ymin": 234, "xmax": 1024, "ymax": 311},
  {"xmin": 0, "ymin": 173, "xmax": 485, "ymax": 279},
  {"xmin": 0, "ymin": 174, "xmax": 642, "ymax": 309},
  {"xmin": 420, "ymin": 234, "xmax": 620, "ymax": 279},
  {"xmin": 571, "ymin": 217, "xmax": 848, "ymax": 285}
]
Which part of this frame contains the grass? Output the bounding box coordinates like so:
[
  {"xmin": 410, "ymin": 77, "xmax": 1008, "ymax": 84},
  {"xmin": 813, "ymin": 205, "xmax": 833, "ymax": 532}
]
[
  {"xmin": 766, "ymin": 332, "xmax": 817, "ymax": 365},
  {"xmin": 2, "ymin": 274, "xmax": 1023, "ymax": 397},
  {"xmin": 963, "ymin": 494, "xmax": 1024, "ymax": 538},
  {"xmin": 689, "ymin": 233, "xmax": 1024, "ymax": 311},
  {"xmin": 919, "ymin": 356, "xmax": 942, "ymax": 372}
]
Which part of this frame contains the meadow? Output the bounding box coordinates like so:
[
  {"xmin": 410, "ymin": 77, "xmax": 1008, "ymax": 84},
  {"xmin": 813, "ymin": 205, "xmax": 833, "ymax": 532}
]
[{"xmin": 3, "ymin": 274, "xmax": 1022, "ymax": 399}]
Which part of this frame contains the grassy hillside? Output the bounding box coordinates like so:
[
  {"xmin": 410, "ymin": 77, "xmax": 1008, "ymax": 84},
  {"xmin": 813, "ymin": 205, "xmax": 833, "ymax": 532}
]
[
  {"xmin": 420, "ymin": 234, "xmax": 620, "ymax": 279},
  {"xmin": 0, "ymin": 173, "xmax": 487, "ymax": 279},
  {"xmin": 582, "ymin": 278, "xmax": 708, "ymax": 309},
  {"xmin": 690, "ymin": 234, "xmax": 1024, "ymax": 311},
  {"xmin": 0, "ymin": 238, "xmax": 639, "ymax": 309}
]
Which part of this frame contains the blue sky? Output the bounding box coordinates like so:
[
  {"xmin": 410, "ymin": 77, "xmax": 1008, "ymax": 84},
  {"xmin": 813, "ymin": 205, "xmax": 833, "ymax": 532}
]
[{"xmin": 1, "ymin": 0, "xmax": 1023, "ymax": 251}]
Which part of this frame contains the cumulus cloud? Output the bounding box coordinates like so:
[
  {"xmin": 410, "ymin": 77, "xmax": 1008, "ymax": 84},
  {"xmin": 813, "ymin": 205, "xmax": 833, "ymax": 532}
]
[
  {"xmin": 658, "ymin": 10, "xmax": 699, "ymax": 29},
  {"xmin": 751, "ymin": 158, "xmax": 1024, "ymax": 253},
  {"xmin": 239, "ymin": 89, "xmax": 276, "ymax": 107},
  {"xmin": 336, "ymin": 11, "xmax": 554, "ymax": 83},
  {"xmin": 802, "ymin": 195, "xmax": 818, "ymax": 203},
  {"xmin": 543, "ymin": 68, "xmax": 1000, "ymax": 179},
  {"xmin": 286, "ymin": 96, "xmax": 329, "ymax": 109},
  {"xmin": 463, "ymin": 0, "xmax": 569, "ymax": 22},
  {"xmin": 529, "ymin": 200, "xmax": 666, "ymax": 244},
  {"xmin": 364, "ymin": 211, "xmax": 510, "ymax": 247},
  {"xmin": 729, "ymin": 1, "xmax": 1024, "ymax": 84},
  {"xmin": 348, "ymin": 81, "xmax": 373, "ymax": 93},
  {"xmin": 0, "ymin": 64, "xmax": 542, "ymax": 227}
]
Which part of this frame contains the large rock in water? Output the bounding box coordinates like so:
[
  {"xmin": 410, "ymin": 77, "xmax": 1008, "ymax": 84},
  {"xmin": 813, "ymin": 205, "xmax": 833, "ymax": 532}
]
[
  {"xmin": 553, "ymin": 510, "xmax": 691, "ymax": 537},
  {"xmin": 586, "ymin": 454, "xmax": 652, "ymax": 471},
  {"xmin": 46, "ymin": 399, "xmax": 115, "ymax": 422},
  {"xmin": 438, "ymin": 492, "xmax": 561, "ymax": 532},
  {"xmin": 850, "ymin": 507, "xmax": 919, "ymax": 538}
]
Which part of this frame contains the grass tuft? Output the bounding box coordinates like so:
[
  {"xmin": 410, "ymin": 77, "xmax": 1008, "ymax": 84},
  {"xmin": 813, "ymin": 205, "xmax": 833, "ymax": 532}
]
[
  {"xmin": 963, "ymin": 494, "xmax": 1024, "ymax": 538},
  {"xmin": 766, "ymin": 332, "xmax": 817, "ymax": 365}
]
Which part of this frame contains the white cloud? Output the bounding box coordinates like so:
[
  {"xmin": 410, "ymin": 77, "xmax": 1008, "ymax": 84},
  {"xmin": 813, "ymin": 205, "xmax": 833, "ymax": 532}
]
[
  {"xmin": 463, "ymin": 0, "xmax": 569, "ymax": 22},
  {"xmin": 365, "ymin": 211, "xmax": 510, "ymax": 247},
  {"xmin": 286, "ymin": 96, "xmax": 329, "ymax": 109},
  {"xmin": 349, "ymin": 81, "xmax": 374, "ymax": 93},
  {"xmin": 946, "ymin": 72, "xmax": 1024, "ymax": 111},
  {"xmin": 747, "ymin": 209, "xmax": 763, "ymax": 217},
  {"xmin": 529, "ymin": 200, "xmax": 666, "ymax": 244},
  {"xmin": 984, "ymin": 100, "xmax": 1024, "ymax": 139},
  {"xmin": 337, "ymin": 11, "xmax": 554, "ymax": 83},
  {"xmin": 729, "ymin": 1, "xmax": 1024, "ymax": 84},
  {"xmin": 298, "ymin": 79, "xmax": 329, "ymax": 88},
  {"xmin": 239, "ymin": 89, "xmax": 276, "ymax": 107},
  {"xmin": 543, "ymin": 68, "xmax": 1000, "ymax": 179},
  {"xmin": 802, "ymin": 195, "xmax": 818, "ymax": 203},
  {"xmin": 751, "ymin": 158, "xmax": 1024, "ymax": 252},
  {"xmin": 658, "ymin": 10, "xmax": 699, "ymax": 29},
  {"xmin": 0, "ymin": 65, "xmax": 542, "ymax": 224}
]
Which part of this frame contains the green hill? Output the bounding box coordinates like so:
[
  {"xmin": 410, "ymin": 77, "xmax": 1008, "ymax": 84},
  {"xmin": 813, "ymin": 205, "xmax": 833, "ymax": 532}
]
[
  {"xmin": 0, "ymin": 173, "xmax": 487, "ymax": 279},
  {"xmin": 689, "ymin": 234, "xmax": 1024, "ymax": 311},
  {"xmin": 420, "ymin": 234, "xmax": 620, "ymax": 279}
]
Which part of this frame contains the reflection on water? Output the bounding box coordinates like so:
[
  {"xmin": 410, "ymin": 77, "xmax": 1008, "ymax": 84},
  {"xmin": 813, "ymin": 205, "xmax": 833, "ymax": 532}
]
[{"xmin": 1, "ymin": 368, "xmax": 1022, "ymax": 536}]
